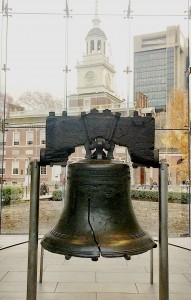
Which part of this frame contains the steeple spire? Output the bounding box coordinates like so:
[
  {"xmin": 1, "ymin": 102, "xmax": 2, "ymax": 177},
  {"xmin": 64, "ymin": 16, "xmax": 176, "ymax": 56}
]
[
  {"xmin": 93, "ymin": 0, "xmax": 100, "ymax": 28},
  {"xmin": 95, "ymin": 0, "xmax": 98, "ymax": 15}
]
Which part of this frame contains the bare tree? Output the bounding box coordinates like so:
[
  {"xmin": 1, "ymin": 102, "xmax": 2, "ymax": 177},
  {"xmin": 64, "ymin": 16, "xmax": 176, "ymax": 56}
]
[
  {"xmin": 16, "ymin": 91, "xmax": 63, "ymax": 111},
  {"xmin": 0, "ymin": 92, "xmax": 14, "ymax": 118}
]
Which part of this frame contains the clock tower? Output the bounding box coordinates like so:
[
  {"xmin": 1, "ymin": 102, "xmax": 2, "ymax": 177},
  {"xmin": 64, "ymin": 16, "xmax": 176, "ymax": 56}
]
[
  {"xmin": 68, "ymin": 0, "xmax": 124, "ymax": 114},
  {"xmin": 76, "ymin": 1, "xmax": 116, "ymax": 95}
]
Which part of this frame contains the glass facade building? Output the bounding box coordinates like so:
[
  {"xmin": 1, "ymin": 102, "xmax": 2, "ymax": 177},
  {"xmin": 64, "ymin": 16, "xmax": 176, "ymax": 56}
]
[{"xmin": 134, "ymin": 26, "xmax": 188, "ymax": 111}]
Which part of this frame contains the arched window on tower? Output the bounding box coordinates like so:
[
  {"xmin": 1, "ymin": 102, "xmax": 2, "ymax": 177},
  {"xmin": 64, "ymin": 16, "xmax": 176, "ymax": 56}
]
[
  {"xmin": 103, "ymin": 42, "xmax": 105, "ymax": 54},
  {"xmin": 97, "ymin": 40, "xmax": 101, "ymax": 52},
  {"xmin": 90, "ymin": 40, "xmax": 94, "ymax": 53}
]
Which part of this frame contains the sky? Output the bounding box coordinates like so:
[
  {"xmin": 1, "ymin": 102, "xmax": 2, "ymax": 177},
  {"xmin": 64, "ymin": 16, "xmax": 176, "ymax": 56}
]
[{"xmin": 0, "ymin": 0, "xmax": 190, "ymax": 106}]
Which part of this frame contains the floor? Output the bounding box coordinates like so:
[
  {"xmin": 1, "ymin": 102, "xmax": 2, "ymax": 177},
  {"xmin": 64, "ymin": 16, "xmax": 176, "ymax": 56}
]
[{"xmin": 0, "ymin": 236, "xmax": 191, "ymax": 300}]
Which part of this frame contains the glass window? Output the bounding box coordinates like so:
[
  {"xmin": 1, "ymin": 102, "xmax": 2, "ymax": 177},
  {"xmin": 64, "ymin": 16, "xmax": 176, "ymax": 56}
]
[
  {"xmin": 26, "ymin": 131, "xmax": 34, "ymax": 145},
  {"xmin": 12, "ymin": 160, "xmax": 19, "ymax": 175},
  {"xmin": 41, "ymin": 166, "xmax": 47, "ymax": 175},
  {"xmin": 13, "ymin": 132, "xmax": 20, "ymax": 146},
  {"xmin": 26, "ymin": 150, "xmax": 33, "ymax": 156},
  {"xmin": 0, "ymin": 132, "xmax": 6, "ymax": 145},
  {"xmin": 12, "ymin": 150, "xmax": 20, "ymax": 155},
  {"xmin": 40, "ymin": 130, "xmax": 46, "ymax": 145},
  {"xmin": 0, "ymin": 161, "xmax": 5, "ymax": 175},
  {"xmin": 0, "ymin": 0, "xmax": 189, "ymax": 239}
]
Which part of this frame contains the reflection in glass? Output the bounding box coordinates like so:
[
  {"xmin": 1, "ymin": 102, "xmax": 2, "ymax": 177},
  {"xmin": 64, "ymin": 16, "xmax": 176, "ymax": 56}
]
[{"xmin": 0, "ymin": 1, "xmax": 190, "ymax": 238}]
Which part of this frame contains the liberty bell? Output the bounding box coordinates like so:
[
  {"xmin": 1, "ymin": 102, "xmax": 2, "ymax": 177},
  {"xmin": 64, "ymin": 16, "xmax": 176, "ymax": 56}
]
[{"xmin": 40, "ymin": 109, "xmax": 159, "ymax": 260}]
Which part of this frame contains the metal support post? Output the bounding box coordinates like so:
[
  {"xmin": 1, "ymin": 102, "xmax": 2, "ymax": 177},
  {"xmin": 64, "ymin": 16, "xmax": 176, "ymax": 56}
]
[
  {"xmin": 39, "ymin": 246, "xmax": 44, "ymax": 283},
  {"xmin": 159, "ymin": 161, "xmax": 169, "ymax": 300},
  {"xmin": 150, "ymin": 248, "xmax": 153, "ymax": 284},
  {"xmin": 26, "ymin": 160, "xmax": 40, "ymax": 300}
]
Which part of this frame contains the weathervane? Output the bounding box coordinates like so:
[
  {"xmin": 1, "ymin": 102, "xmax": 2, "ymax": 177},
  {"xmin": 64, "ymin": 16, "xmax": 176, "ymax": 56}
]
[{"xmin": 93, "ymin": 0, "xmax": 100, "ymax": 28}]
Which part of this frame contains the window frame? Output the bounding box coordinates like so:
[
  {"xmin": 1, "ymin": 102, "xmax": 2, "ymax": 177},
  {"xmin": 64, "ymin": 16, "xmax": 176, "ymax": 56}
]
[
  {"xmin": 40, "ymin": 166, "xmax": 47, "ymax": 175},
  {"xmin": 13, "ymin": 132, "xmax": 20, "ymax": 146},
  {"xmin": 26, "ymin": 131, "xmax": 34, "ymax": 145},
  {"xmin": 12, "ymin": 160, "xmax": 19, "ymax": 175}
]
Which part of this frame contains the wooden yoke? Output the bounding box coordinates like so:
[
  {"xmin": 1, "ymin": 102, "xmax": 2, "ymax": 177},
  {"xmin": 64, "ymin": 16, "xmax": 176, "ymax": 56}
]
[{"xmin": 40, "ymin": 109, "xmax": 159, "ymax": 168}]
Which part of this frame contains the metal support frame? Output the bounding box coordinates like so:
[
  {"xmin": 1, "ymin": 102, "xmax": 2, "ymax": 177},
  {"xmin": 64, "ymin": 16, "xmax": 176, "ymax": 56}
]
[
  {"xmin": 39, "ymin": 246, "xmax": 44, "ymax": 283},
  {"xmin": 159, "ymin": 161, "xmax": 169, "ymax": 300},
  {"xmin": 26, "ymin": 160, "xmax": 40, "ymax": 300},
  {"xmin": 150, "ymin": 248, "xmax": 153, "ymax": 284},
  {"xmin": 27, "ymin": 161, "xmax": 169, "ymax": 299},
  {"xmin": 39, "ymin": 245, "xmax": 155, "ymax": 285}
]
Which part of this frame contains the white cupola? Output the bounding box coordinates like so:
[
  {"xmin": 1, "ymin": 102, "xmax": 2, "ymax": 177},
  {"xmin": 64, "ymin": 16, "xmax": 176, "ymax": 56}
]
[
  {"xmin": 85, "ymin": 0, "xmax": 107, "ymax": 55},
  {"xmin": 75, "ymin": 0, "xmax": 116, "ymax": 96}
]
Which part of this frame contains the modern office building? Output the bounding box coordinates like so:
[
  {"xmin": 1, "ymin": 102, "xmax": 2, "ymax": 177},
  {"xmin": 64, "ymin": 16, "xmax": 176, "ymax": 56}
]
[{"xmin": 134, "ymin": 25, "xmax": 188, "ymax": 111}]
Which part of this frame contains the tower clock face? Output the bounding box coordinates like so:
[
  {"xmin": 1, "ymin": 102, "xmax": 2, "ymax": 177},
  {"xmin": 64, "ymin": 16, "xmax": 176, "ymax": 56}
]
[
  {"xmin": 105, "ymin": 73, "xmax": 111, "ymax": 88},
  {"xmin": 85, "ymin": 71, "xmax": 95, "ymax": 84}
]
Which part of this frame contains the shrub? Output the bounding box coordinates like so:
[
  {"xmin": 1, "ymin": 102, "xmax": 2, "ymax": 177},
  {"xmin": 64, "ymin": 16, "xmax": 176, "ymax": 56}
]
[
  {"xmin": 166, "ymin": 191, "xmax": 189, "ymax": 204},
  {"xmin": 131, "ymin": 189, "xmax": 189, "ymax": 204},
  {"xmin": 180, "ymin": 193, "xmax": 189, "ymax": 204},
  {"xmin": 131, "ymin": 190, "xmax": 158, "ymax": 202},
  {"xmin": 2, "ymin": 185, "xmax": 24, "ymax": 206},
  {"xmin": 52, "ymin": 189, "xmax": 63, "ymax": 201}
]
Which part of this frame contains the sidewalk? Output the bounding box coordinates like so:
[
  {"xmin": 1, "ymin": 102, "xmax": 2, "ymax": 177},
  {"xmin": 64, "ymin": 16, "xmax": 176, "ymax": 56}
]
[{"xmin": 0, "ymin": 236, "xmax": 191, "ymax": 299}]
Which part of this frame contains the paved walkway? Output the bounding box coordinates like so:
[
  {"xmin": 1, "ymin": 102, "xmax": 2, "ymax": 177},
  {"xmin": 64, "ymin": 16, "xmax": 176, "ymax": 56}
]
[{"xmin": 0, "ymin": 236, "xmax": 191, "ymax": 299}]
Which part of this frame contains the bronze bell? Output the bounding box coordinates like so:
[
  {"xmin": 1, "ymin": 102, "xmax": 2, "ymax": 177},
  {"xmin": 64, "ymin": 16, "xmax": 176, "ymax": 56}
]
[{"xmin": 41, "ymin": 159, "xmax": 156, "ymax": 260}]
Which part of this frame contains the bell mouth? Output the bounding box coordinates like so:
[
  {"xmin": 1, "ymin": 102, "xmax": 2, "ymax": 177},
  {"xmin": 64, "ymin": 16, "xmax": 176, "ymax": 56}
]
[{"xmin": 41, "ymin": 230, "xmax": 156, "ymax": 260}]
